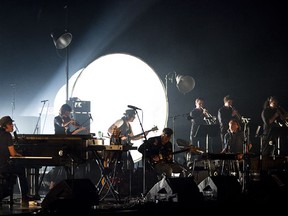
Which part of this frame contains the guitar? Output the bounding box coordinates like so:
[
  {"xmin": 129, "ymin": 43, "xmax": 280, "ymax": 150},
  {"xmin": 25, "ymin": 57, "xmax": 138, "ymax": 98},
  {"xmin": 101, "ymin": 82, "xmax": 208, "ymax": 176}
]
[
  {"xmin": 126, "ymin": 126, "xmax": 158, "ymax": 145},
  {"xmin": 150, "ymin": 149, "xmax": 186, "ymax": 165}
]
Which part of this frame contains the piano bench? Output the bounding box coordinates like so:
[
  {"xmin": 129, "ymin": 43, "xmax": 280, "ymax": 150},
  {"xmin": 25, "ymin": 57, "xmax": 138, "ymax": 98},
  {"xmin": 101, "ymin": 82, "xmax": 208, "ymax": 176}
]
[{"xmin": 0, "ymin": 173, "xmax": 17, "ymax": 209}]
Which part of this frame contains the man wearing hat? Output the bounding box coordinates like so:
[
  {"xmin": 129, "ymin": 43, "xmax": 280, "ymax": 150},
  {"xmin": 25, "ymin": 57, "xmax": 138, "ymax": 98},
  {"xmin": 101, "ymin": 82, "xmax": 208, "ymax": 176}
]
[
  {"xmin": 108, "ymin": 109, "xmax": 147, "ymax": 145},
  {"xmin": 0, "ymin": 115, "xmax": 30, "ymax": 207},
  {"xmin": 107, "ymin": 109, "xmax": 147, "ymax": 171}
]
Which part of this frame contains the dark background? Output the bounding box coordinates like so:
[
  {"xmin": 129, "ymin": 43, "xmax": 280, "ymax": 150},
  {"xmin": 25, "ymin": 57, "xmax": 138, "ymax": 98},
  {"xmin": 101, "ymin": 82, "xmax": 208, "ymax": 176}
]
[{"xmin": 0, "ymin": 0, "xmax": 287, "ymax": 154}]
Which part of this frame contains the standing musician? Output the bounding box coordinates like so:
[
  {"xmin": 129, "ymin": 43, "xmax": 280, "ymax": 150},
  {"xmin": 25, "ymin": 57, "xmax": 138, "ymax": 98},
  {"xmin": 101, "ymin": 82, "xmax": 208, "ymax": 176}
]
[
  {"xmin": 261, "ymin": 96, "xmax": 288, "ymax": 157},
  {"xmin": 48, "ymin": 103, "xmax": 87, "ymax": 189},
  {"xmin": 54, "ymin": 103, "xmax": 87, "ymax": 135},
  {"xmin": 189, "ymin": 97, "xmax": 216, "ymax": 150},
  {"xmin": 107, "ymin": 109, "xmax": 149, "ymax": 171},
  {"xmin": 218, "ymin": 95, "xmax": 242, "ymax": 150},
  {"xmin": 138, "ymin": 128, "xmax": 186, "ymax": 179},
  {"xmin": 108, "ymin": 109, "xmax": 148, "ymax": 145}
]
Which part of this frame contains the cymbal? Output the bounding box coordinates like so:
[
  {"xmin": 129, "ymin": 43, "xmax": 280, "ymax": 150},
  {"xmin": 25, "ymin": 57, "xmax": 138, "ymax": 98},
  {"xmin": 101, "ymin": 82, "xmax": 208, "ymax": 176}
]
[
  {"xmin": 187, "ymin": 145, "xmax": 205, "ymax": 154},
  {"xmin": 176, "ymin": 138, "xmax": 190, "ymax": 147}
]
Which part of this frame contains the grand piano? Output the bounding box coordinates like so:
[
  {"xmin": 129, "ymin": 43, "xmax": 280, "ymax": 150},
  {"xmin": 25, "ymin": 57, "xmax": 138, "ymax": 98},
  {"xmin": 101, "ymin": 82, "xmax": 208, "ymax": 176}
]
[
  {"xmin": 11, "ymin": 133, "xmax": 138, "ymax": 200},
  {"xmin": 13, "ymin": 133, "xmax": 94, "ymax": 166},
  {"xmin": 11, "ymin": 134, "xmax": 94, "ymax": 198}
]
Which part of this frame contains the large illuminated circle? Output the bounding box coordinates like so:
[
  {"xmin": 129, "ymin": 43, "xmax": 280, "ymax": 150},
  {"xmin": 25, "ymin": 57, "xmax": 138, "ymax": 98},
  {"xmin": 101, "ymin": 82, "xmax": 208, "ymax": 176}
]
[{"xmin": 54, "ymin": 53, "xmax": 168, "ymax": 162}]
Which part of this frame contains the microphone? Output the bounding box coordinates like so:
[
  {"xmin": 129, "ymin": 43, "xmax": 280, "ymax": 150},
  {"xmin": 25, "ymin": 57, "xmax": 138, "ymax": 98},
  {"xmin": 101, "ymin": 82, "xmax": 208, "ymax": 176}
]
[
  {"xmin": 89, "ymin": 114, "xmax": 93, "ymax": 121},
  {"xmin": 255, "ymin": 126, "xmax": 261, "ymax": 138},
  {"xmin": 41, "ymin": 100, "xmax": 48, "ymax": 103},
  {"xmin": 128, "ymin": 105, "xmax": 142, "ymax": 110}
]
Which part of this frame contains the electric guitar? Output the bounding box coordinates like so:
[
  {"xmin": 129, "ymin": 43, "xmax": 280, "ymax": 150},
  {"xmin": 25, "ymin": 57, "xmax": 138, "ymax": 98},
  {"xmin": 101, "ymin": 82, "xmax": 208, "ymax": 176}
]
[{"xmin": 126, "ymin": 126, "xmax": 158, "ymax": 145}]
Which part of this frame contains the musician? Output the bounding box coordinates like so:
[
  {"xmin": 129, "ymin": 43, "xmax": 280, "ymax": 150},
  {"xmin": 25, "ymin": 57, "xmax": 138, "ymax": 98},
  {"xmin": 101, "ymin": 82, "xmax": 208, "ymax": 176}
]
[
  {"xmin": 138, "ymin": 128, "xmax": 186, "ymax": 178},
  {"xmin": 107, "ymin": 109, "xmax": 149, "ymax": 171},
  {"xmin": 54, "ymin": 103, "xmax": 87, "ymax": 135},
  {"xmin": 221, "ymin": 119, "xmax": 252, "ymax": 155},
  {"xmin": 49, "ymin": 103, "xmax": 87, "ymax": 189},
  {"xmin": 189, "ymin": 97, "xmax": 215, "ymax": 151},
  {"xmin": 218, "ymin": 95, "xmax": 241, "ymax": 150},
  {"xmin": 0, "ymin": 116, "xmax": 30, "ymax": 207},
  {"xmin": 220, "ymin": 119, "xmax": 252, "ymax": 177},
  {"xmin": 261, "ymin": 96, "xmax": 287, "ymax": 156},
  {"xmin": 108, "ymin": 109, "xmax": 147, "ymax": 145}
]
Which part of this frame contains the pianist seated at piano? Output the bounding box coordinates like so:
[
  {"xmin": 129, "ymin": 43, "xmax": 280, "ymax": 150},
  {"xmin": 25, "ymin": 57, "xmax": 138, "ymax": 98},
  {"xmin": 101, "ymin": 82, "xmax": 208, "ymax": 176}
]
[
  {"xmin": 54, "ymin": 103, "xmax": 87, "ymax": 135},
  {"xmin": 0, "ymin": 116, "xmax": 31, "ymax": 207}
]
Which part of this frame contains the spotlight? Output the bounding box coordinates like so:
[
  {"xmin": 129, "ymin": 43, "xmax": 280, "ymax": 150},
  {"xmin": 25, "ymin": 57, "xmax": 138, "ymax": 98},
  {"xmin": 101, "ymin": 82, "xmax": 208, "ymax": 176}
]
[
  {"xmin": 51, "ymin": 31, "xmax": 72, "ymax": 49},
  {"xmin": 175, "ymin": 74, "xmax": 195, "ymax": 94}
]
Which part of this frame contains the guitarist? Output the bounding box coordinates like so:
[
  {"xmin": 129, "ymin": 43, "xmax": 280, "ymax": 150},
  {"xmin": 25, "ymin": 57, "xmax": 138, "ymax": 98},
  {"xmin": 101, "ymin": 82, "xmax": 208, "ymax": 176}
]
[
  {"xmin": 107, "ymin": 109, "xmax": 149, "ymax": 171},
  {"xmin": 138, "ymin": 128, "xmax": 186, "ymax": 178},
  {"xmin": 108, "ymin": 109, "xmax": 149, "ymax": 145}
]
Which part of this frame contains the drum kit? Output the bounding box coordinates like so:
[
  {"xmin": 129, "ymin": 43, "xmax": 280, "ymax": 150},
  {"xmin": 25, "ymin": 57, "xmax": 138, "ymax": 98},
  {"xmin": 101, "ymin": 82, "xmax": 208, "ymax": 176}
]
[{"xmin": 176, "ymin": 138, "xmax": 219, "ymax": 181}]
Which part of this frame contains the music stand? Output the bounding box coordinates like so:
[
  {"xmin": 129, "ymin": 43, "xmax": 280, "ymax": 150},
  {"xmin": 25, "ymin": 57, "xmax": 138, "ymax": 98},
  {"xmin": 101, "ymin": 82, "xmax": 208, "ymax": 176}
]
[
  {"xmin": 194, "ymin": 124, "xmax": 220, "ymax": 153},
  {"xmin": 268, "ymin": 127, "xmax": 288, "ymax": 156}
]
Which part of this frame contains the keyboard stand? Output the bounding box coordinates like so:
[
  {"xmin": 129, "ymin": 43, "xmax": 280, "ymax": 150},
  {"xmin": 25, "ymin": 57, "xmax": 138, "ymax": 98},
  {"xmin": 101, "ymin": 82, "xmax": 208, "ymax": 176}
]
[{"xmin": 91, "ymin": 150, "xmax": 120, "ymax": 203}]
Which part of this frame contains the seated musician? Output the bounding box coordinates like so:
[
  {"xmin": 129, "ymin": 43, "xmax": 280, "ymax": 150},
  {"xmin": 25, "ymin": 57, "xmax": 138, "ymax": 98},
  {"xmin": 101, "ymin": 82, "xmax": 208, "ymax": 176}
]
[
  {"xmin": 221, "ymin": 119, "xmax": 252, "ymax": 158},
  {"xmin": 220, "ymin": 119, "xmax": 252, "ymax": 176},
  {"xmin": 0, "ymin": 116, "xmax": 31, "ymax": 207},
  {"xmin": 138, "ymin": 127, "xmax": 186, "ymax": 179}
]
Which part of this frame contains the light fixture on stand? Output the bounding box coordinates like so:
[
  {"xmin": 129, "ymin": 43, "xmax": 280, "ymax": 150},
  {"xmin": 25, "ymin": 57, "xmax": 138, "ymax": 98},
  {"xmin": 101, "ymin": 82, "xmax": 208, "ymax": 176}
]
[
  {"xmin": 51, "ymin": 5, "xmax": 72, "ymax": 103},
  {"xmin": 51, "ymin": 30, "xmax": 72, "ymax": 50},
  {"xmin": 165, "ymin": 71, "xmax": 195, "ymax": 154},
  {"xmin": 165, "ymin": 71, "xmax": 195, "ymax": 97},
  {"xmin": 175, "ymin": 74, "xmax": 195, "ymax": 94}
]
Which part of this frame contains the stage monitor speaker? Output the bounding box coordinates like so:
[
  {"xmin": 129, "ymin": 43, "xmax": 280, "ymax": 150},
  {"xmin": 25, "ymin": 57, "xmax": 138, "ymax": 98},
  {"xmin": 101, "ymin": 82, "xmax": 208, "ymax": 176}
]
[
  {"xmin": 146, "ymin": 177, "xmax": 203, "ymax": 204},
  {"xmin": 198, "ymin": 176, "xmax": 242, "ymax": 202},
  {"xmin": 167, "ymin": 177, "xmax": 203, "ymax": 203},
  {"xmin": 41, "ymin": 179, "xmax": 99, "ymax": 212}
]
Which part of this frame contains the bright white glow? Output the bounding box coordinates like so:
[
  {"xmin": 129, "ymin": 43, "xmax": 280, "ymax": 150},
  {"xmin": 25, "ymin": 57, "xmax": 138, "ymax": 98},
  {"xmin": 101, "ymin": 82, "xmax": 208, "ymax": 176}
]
[{"xmin": 54, "ymin": 53, "xmax": 168, "ymax": 162}]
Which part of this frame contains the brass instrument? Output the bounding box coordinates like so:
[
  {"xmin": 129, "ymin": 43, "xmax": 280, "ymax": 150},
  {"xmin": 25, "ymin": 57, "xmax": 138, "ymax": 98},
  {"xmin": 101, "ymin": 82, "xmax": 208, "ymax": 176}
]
[
  {"xmin": 276, "ymin": 106, "xmax": 288, "ymax": 127},
  {"xmin": 230, "ymin": 105, "xmax": 250, "ymax": 124},
  {"xmin": 201, "ymin": 107, "xmax": 217, "ymax": 124}
]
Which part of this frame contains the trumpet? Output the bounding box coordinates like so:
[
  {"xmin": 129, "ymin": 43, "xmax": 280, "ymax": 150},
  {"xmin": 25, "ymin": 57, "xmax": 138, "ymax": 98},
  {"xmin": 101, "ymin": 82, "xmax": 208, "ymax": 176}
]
[{"xmin": 201, "ymin": 107, "xmax": 217, "ymax": 124}]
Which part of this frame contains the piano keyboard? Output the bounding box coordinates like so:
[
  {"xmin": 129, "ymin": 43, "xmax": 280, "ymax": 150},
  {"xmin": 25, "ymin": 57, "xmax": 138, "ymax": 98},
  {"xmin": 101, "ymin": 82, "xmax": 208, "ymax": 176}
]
[{"xmin": 10, "ymin": 156, "xmax": 53, "ymax": 159}]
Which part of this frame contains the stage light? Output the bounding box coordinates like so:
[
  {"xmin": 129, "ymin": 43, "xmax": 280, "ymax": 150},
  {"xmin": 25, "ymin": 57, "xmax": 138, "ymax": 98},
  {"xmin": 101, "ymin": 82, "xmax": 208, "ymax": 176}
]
[{"xmin": 51, "ymin": 31, "xmax": 72, "ymax": 49}]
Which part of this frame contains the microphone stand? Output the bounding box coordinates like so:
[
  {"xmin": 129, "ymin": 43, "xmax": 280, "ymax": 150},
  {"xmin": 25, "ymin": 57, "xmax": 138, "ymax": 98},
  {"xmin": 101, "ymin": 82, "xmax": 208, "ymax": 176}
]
[
  {"xmin": 30, "ymin": 100, "xmax": 48, "ymax": 200},
  {"xmin": 169, "ymin": 113, "xmax": 189, "ymax": 160},
  {"xmin": 33, "ymin": 100, "xmax": 48, "ymax": 134},
  {"xmin": 132, "ymin": 109, "xmax": 148, "ymax": 196},
  {"xmin": 242, "ymin": 117, "xmax": 250, "ymax": 193}
]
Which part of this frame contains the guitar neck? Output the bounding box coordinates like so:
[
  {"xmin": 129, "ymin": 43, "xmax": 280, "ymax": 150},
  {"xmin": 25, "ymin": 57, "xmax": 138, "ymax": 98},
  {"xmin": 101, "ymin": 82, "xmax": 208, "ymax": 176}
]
[{"xmin": 132, "ymin": 128, "xmax": 154, "ymax": 139}]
